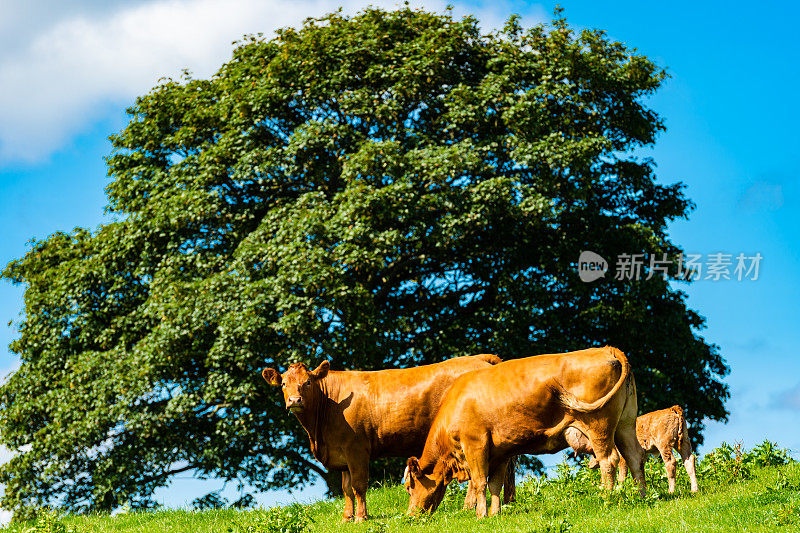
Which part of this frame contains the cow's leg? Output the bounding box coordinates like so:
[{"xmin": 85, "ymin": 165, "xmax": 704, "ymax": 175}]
[
  {"xmin": 589, "ymin": 435, "xmax": 617, "ymax": 492},
  {"xmin": 347, "ymin": 456, "xmax": 370, "ymax": 522},
  {"xmin": 660, "ymin": 447, "xmax": 678, "ymax": 494},
  {"xmin": 614, "ymin": 420, "xmax": 646, "ymax": 497},
  {"xmin": 463, "ymin": 480, "xmax": 477, "ymax": 510},
  {"xmin": 341, "ymin": 470, "xmax": 355, "ymax": 522},
  {"xmin": 463, "ymin": 439, "xmax": 490, "ymax": 518},
  {"xmin": 608, "ymin": 447, "xmax": 622, "ymax": 486},
  {"xmin": 679, "ymin": 438, "xmax": 699, "ymax": 493},
  {"xmin": 617, "ymin": 455, "xmax": 628, "ymax": 483},
  {"xmin": 487, "ymin": 459, "xmax": 509, "ymax": 516},
  {"xmin": 351, "ymin": 470, "xmax": 369, "ymax": 521},
  {"xmin": 471, "ymin": 468, "xmax": 488, "ymax": 518},
  {"xmin": 503, "ymin": 456, "xmax": 516, "ymax": 504}
]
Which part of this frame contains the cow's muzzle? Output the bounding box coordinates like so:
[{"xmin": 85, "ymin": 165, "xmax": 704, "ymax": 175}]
[{"xmin": 286, "ymin": 397, "xmax": 304, "ymax": 413}]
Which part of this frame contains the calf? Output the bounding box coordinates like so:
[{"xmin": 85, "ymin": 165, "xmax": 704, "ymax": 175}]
[
  {"xmin": 262, "ymin": 354, "xmax": 513, "ymax": 522},
  {"xmin": 566, "ymin": 405, "xmax": 699, "ymax": 493},
  {"xmin": 404, "ymin": 346, "xmax": 646, "ymax": 518}
]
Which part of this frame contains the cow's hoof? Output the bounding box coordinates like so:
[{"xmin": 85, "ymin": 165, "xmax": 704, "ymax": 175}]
[
  {"xmin": 354, "ymin": 515, "xmax": 367, "ymax": 523},
  {"xmin": 341, "ymin": 515, "xmax": 353, "ymax": 523}
]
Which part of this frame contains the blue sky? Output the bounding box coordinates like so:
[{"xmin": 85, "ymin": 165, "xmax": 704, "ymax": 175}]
[{"xmin": 1, "ymin": 0, "xmax": 799, "ymax": 510}]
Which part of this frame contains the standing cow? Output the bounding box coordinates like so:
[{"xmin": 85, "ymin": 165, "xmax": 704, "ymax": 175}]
[
  {"xmin": 261, "ymin": 354, "xmax": 513, "ymax": 522},
  {"xmin": 404, "ymin": 346, "xmax": 646, "ymax": 518},
  {"xmin": 566, "ymin": 405, "xmax": 699, "ymax": 493}
]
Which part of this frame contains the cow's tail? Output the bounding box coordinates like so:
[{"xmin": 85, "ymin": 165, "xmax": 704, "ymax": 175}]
[
  {"xmin": 503, "ymin": 456, "xmax": 516, "ymax": 504},
  {"xmin": 672, "ymin": 405, "xmax": 689, "ymax": 453},
  {"xmin": 550, "ymin": 346, "xmax": 631, "ymax": 413},
  {"xmin": 474, "ymin": 353, "xmax": 503, "ymax": 365}
]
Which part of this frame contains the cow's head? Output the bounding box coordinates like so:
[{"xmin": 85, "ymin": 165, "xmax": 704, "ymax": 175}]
[
  {"xmin": 403, "ymin": 456, "xmax": 451, "ymax": 515},
  {"xmin": 262, "ymin": 360, "xmax": 330, "ymax": 414}
]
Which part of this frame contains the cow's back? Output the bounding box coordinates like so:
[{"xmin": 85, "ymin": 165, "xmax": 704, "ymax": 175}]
[
  {"xmin": 324, "ymin": 354, "xmax": 499, "ymax": 460},
  {"xmin": 636, "ymin": 406, "xmax": 685, "ymax": 452},
  {"xmin": 431, "ymin": 347, "xmax": 628, "ymax": 454},
  {"xmin": 441, "ymin": 347, "xmax": 625, "ymax": 414}
]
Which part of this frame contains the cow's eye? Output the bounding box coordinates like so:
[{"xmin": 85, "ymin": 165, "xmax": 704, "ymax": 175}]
[{"xmin": 304, "ymin": 380, "xmax": 312, "ymax": 386}]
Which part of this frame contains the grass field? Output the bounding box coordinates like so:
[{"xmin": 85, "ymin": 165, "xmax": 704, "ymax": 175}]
[{"xmin": 6, "ymin": 442, "xmax": 799, "ymax": 533}]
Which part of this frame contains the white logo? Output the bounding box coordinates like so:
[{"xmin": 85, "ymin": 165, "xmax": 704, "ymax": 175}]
[{"xmin": 578, "ymin": 251, "xmax": 608, "ymax": 282}]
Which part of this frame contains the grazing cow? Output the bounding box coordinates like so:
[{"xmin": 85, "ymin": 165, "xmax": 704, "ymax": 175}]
[
  {"xmin": 261, "ymin": 354, "xmax": 514, "ymax": 522},
  {"xmin": 404, "ymin": 346, "xmax": 646, "ymax": 518},
  {"xmin": 565, "ymin": 406, "xmax": 698, "ymax": 493}
]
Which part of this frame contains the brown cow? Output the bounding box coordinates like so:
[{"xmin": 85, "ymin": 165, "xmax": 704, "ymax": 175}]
[
  {"xmin": 566, "ymin": 405, "xmax": 698, "ymax": 493},
  {"xmin": 404, "ymin": 346, "xmax": 646, "ymax": 518},
  {"xmin": 261, "ymin": 354, "xmax": 513, "ymax": 522}
]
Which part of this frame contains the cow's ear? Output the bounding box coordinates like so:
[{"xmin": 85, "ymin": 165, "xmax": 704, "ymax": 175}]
[
  {"xmin": 407, "ymin": 457, "xmax": 421, "ymax": 477},
  {"xmin": 311, "ymin": 360, "xmax": 330, "ymax": 381},
  {"xmin": 404, "ymin": 465, "xmax": 414, "ymax": 488},
  {"xmin": 262, "ymin": 368, "xmax": 281, "ymax": 386},
  {"xmin": 443, "ymin": 466, "xmax": 454, "ymax": 484},
  {"xmin": 451, "ymin": 465, "xmax": 469, "ymax": 483},
  {"xmin": 443, "ymin": 460, "xmax": 458, "ymax": 483}
]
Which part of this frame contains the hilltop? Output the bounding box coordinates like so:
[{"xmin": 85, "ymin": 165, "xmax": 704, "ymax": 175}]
[{"xmin": 7, "ymin": 441, "xmax": 799, "ymax": 533}]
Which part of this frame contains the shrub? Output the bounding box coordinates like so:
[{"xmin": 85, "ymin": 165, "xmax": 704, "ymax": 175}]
[
  {"xmin": 227, "ymin": 504, "xmax": 313, "ymax": 533},
  {"xmin": 699, "ymin": 440, "xmax": 795, "ymax": 486},
  {"xmin": 744, "ymin": 440, "xmax": 794, "ymax": 467},
  {"xmin": 23, "ymin": 509, "xmax": 74, "ymax": 533},
  {"xmin": 699, "ymin": 442, "xmax": 752, "ymax": 483},
  {"xmin": 516, "ymin": 474, "xmax": 548, "ymax": 503}
]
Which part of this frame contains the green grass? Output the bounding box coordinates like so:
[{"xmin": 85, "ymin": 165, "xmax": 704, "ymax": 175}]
[{"xmin": 7, "ymin": 444, "xmax": 800, "ymax": 533}]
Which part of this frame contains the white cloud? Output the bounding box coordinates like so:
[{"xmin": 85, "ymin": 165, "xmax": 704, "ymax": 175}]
[
  {"xmin": 0, "ymin": 1, "xmax": 147, "ymax": 53},
  {"xmin": 0, "ymin": 0, "xmax": 544, "ymax": 165}
]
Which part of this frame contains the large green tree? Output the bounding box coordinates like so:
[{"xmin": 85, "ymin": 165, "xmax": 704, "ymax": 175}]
[{"xmin": 0, "ymin": 7, "xmax": 728, "ymax": 515}]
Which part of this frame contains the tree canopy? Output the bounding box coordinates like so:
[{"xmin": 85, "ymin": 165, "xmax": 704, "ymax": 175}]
[{"xmin": 0, "ymin": 7, "xmax": 728, "ymax": 515}]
